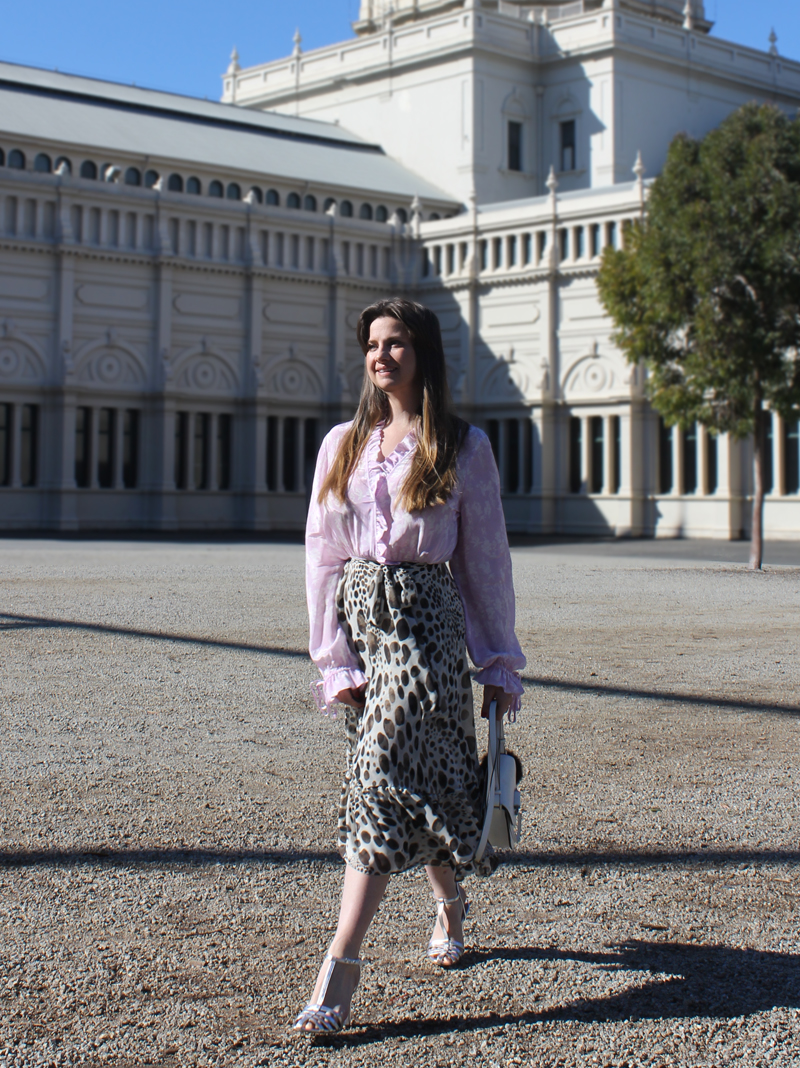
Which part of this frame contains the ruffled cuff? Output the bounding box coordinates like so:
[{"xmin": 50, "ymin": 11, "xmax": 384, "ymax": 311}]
[
  {"xmin": 473, "ymin": 664, "xmax": 524, "ymax": 716},
  {"xmin": 310, "ymin": 666, "xmax": 368, "ymax": 717}
]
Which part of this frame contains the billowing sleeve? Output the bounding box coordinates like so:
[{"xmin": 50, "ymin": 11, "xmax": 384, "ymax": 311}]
[
  {"xmin": 449, "ymin": 429, "xmax": 526, "ymax": 707},
  {"xmin": 305, "ymin": 429, "xmax": 366, "ymax": 709}
]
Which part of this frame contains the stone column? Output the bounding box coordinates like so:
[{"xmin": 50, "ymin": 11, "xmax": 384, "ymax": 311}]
[
  {"xmin": 673, "ymin": 424, "xmax": 683, "ymax": 496},
  {"xmin": 113, "ymin": 407, "xmax": 125, "ymax": 488},
  {"xmin": 89, "ymin": 406, "xmax": 100, "ymax": 489},
  {"xmin": 208, "ymin": 413, "xmax": 219, "ymax": 492},
  {"xmin": 773, "ymin": 412, "xmax": 785, "ymax": 497},
  {"xmin": 603, "ymin": 414, "xmax": 615, "ymax": 495},
  {"xmin": 9, "ymin": 403, "xmax": 22, "ymax": 488},
  {"xmin": 581, "ymin": 415, "xmax": 591, "ymax": 494},
  {"xmin": 276, "ymin": 416, "xmax": 285, "ymax": 492}
]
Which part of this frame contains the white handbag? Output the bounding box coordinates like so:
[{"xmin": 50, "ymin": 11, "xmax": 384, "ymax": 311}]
[{"xmin": 474, "ymin": 699, "xmax": 522, "ymax": 861}]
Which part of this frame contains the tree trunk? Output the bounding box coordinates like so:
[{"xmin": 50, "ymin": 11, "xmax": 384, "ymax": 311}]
[{"xmin": 749, "ymin": 399, "xmax": 765, "ymax": 570}]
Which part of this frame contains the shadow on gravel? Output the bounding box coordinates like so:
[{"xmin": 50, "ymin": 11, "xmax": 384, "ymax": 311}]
[
  {"xmin": 3, "ymin": 611, "xmax": 799, "ymax": 718},
  {"xmin": 306, "ymin": 941, "xmax": 800, "ymax": 1048},
  {"xmin": 2, "ymin": 846, "xmax": 800, "ymax": 870},
  {"xmin": 0, "ymin": 612, "xmax": 308, "ymax": 660}
]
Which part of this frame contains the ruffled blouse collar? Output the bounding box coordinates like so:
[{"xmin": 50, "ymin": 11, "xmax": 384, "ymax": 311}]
[{"xmin": 369, "ymin": 420, "xmax": 418, "ymax": 473}]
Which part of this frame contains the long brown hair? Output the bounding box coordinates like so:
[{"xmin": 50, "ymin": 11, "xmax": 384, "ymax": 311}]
[{"xmin": 318, "ymin": 297, "xmax": 468, "ymax": 512}]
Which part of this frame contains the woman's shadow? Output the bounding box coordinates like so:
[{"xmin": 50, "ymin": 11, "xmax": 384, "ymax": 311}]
[{"xmin": 316, "ymin": 939, "xmax": 800, "ymax": 1046}]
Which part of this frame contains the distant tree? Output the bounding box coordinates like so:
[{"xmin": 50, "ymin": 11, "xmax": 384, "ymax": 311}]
[{"xmin": 597, "ymin": 103, "xmax": 800, "ymax": 569}]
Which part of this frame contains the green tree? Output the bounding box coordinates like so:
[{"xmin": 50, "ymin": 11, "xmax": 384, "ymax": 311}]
[{"xmin": 597, "ymin": 103, "xmax": 800, "ymax": 569}]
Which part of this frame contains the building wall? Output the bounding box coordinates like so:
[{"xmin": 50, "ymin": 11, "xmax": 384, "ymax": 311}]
[{"xmin": 225, "ymin": 3, "xmax": 800, "ymax": 204}]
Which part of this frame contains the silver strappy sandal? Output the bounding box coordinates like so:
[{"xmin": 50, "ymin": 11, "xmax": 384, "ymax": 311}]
[
  {"xmin": 292, "ymin": 954, "xmax": 362, "ymax": 1034},
  {"xmin": 427, "ymin": 888, "xmax": 469, "ymax": 967}
]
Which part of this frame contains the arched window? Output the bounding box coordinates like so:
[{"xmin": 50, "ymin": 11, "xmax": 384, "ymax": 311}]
[
  {"xmin": 80, "ymin": 160, "xmax": 97, "ymax": 180},
  {"xmin": 8, "ymin": 149, "xmax": 25, "ymax": 170},
  {"xmin": 124, "ymin": 167, "xmax": 141, "ymax": 186},
  {"xmin": 375, "ymin": 205, "xmax": 388, "ymax": 222},
  {"xmin": 187, "ymin": 176, "xmax": 201, "ymax": 195},
  {"xmin": 168, "ymin": 173, "xmax": 183, "ymax": 192},
  {"xmin": 34, "ymin": 153, "xmax": 52, "ymax": 173},
  {"xmin": 429, "ymin": 212, "xmax": 441, "ymax": 220},
  {"xmin": 144, "ymin": 169, "xmax": 159, "ymax": 188},
  {"xmin": 209, "ymin": 180, "xmax": 224, "ymax": 198},
  {"xmin": 340, "ymin": 199, "xmax": 353, "ymax": 217},
  {"xmin": 266, "ymin": 189, "xmax": 280, "ymax": 205},
  {"xmin": 226, "ymin": 182, "xmax": 241, "ymax": 200},
  {"xmin": 323, "ymin": 197, "xmax": 336, "ymax": 212},
  {"xmin": 304, "ymin": 194, "xmax": 317, "ymax": 212},
  {"xmin": 397, "ymin": 207, "xmax": 408, "ymax": 223},
  {"xmin": 287, "ymin": 192, "xmax": 301, "ymax": 209},
  {"xmin": 0, "ymin": 148, "xmax": 5, "ymax": 166},
  {"xmin": 54, "ymin": 156, "xmax": 72, "ymax": 175},
  {"xmin": 247, "ymin": 186, "xmax": 263, "ymax": 203},
  {"xmin": 359, "ymin": 203, "xmax": 373, "ymax": 220}
]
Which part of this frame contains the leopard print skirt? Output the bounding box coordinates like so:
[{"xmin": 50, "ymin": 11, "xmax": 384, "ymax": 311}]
[{"xmin": 336, "ymin": 557, "xmax": 494, "ymax": 880}]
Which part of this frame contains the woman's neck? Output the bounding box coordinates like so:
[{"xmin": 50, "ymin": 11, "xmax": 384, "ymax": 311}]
[{"xmin": 384, "ymin": 389, "xmax": 420, "ymax": 430}]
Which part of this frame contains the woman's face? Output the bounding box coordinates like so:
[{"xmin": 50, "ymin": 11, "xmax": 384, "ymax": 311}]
[{"xmin": 365, "ymin": 316, "xmax": 419, "ymax": 402}]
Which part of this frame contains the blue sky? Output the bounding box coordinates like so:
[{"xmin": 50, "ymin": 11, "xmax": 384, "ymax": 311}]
[{"xmin": 1, "ymin": 1, "xmax": 797, "ymax": 101}]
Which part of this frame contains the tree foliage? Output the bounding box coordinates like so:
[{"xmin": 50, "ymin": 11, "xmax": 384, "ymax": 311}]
[{"xmin": 597, "ymin": 103, "xmax": 800, "ymax": 565}]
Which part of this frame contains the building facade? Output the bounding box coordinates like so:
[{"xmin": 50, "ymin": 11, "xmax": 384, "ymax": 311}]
[{"xmin": 2, "ymin": 0, "xmax": 800, "ymax": 536}]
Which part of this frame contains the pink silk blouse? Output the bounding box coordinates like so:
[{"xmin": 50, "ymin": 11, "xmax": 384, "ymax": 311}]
[{"xmin": 305, "ymin": 421, "xmax": 526, "ymax": 711}]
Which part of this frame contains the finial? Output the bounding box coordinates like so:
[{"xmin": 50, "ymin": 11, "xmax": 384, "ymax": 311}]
[
  {"xmin": 546, "ymin": 165, "xmax": 558, "ymax": 196},
  {"xmin": 293, "ymin": 29, "xmax": 302, "ymax": 56},
  {"xmin": 769, "ymin": 28, "xmax": 778, "ymax": 56},
  {"xmin": 633, "ymin": 151, "xmax": 645, "ymax": 211},
  {"xmin": 228, "ymin": 47, "xmax": 240, "ymax": 74},
  {"xmin": 683, "ymin": 0, "xmax": 693, "ymax": 31}
]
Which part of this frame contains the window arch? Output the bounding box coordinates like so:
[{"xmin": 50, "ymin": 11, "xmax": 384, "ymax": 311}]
[
  {"xmin": 209, "ymin": 180, "xmax": 224, "ymax": 198},
  {"xmin": 167, "ymin": 173, "xmax": 183, "ymax": 192},
  {"xmin": 54, "ymin": 156, "xmax": 72, "ymax": 175},
  {"xmin": 124, "ymin": 167, "xmax": 141, "ymax": 186},
  {"xmin": 375, "ymin": 205, "xmax": 388, "ymax": 223},
  {"xmin": 80, "ymin": 160, "xmax": 97, "ymax": 180},
  {"xmin": 340, "ymin": 199, "xmax": 353, "ymax": 217},
  {"xmin": 226, "ymin": 182, "xmax": 241, "ymax": 200},
  {"xmin": 34, "ymin": 153, "xmax": 51, "ymax": 173},
  {"xmin": 144, "ymin": 169, "xmax": 159, "ymax": 188},
  {"xmin": 323, "ymin": 197, "xmax": 336, "ymax": 212},
  {"xmin": 429, "ymin": 212, "xmax": 441, "ymax": 221},
  {"xmin": 396, "ymin": 207, "xmax": 408, "ymax": 223},
  {"xmin": 247, "ymin": 186, "xmax": 263, "ymax": 203},
  {"xmin": 266, "ymin": 189, "xmax": 280, "ymax": 205},
  {"xmin": 0, "ymin": 148, "xmax": 5, "ymax": 166},
  {"xmin": 8, "ymin": 149, "xmax": 25, "ymax": 170},
  {"xmin": 304, "ymin": 194, "xmax": 317, "ymax": 212},
  {"xmin": 287, "ymin": 192, "xmax": 301, "ymax": 209},
  {"xmin": 187, "ymin": 176, "xmax": 201, "ymax": 195},
  {"xmin": 359, "ymin": 203, "xmax": 373, "ymax": 220}
]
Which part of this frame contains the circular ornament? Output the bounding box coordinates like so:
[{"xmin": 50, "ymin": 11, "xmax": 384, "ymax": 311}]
[{"xmin": 0, "ymin": 348, "xmax": 20, "ymax": 376}]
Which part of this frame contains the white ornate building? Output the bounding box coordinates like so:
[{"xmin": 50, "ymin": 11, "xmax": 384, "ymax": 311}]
[{"xmin": 2, "ymin": 0, "xmax": 800, "ymax": 536}]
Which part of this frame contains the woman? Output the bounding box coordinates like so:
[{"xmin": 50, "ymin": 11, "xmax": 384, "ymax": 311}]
[{"xmin": 296, "ymin": 297, "xmax": 525, "ymax": 1034}]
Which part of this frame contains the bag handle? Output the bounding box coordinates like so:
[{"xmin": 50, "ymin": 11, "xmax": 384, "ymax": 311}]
[{"xmin": 474, "ymin": 699, "xmax": 501, "ymax": 863}]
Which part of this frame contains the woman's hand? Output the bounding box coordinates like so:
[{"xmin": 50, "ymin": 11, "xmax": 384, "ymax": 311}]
[
  {"xmin": 480, "ymin": 684, "xmax": 513, "ymax": 720},
  {"xmin": 336, "ymin": 684, "xmax": 367, "ymax": 710}
]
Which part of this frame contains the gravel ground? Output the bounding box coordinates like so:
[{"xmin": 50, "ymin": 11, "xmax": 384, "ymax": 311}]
[{"xmin": 1, "ymin": 538, "xmax": 799, "ymax": 1068}]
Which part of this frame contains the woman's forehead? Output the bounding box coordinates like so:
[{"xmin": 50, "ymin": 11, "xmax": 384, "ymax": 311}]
[{"xmin": 369, "ymin": 316, "xmax": 410, "ymax": 340}]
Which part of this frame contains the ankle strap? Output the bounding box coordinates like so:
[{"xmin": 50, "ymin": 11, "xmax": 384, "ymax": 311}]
[
  {"xmin": 435, "ymin": 894, "xmax": 462, "ymax": 905},
  {"xmin": 324, "ymin": 953, "xmax": 362, "ymax": 967}
]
